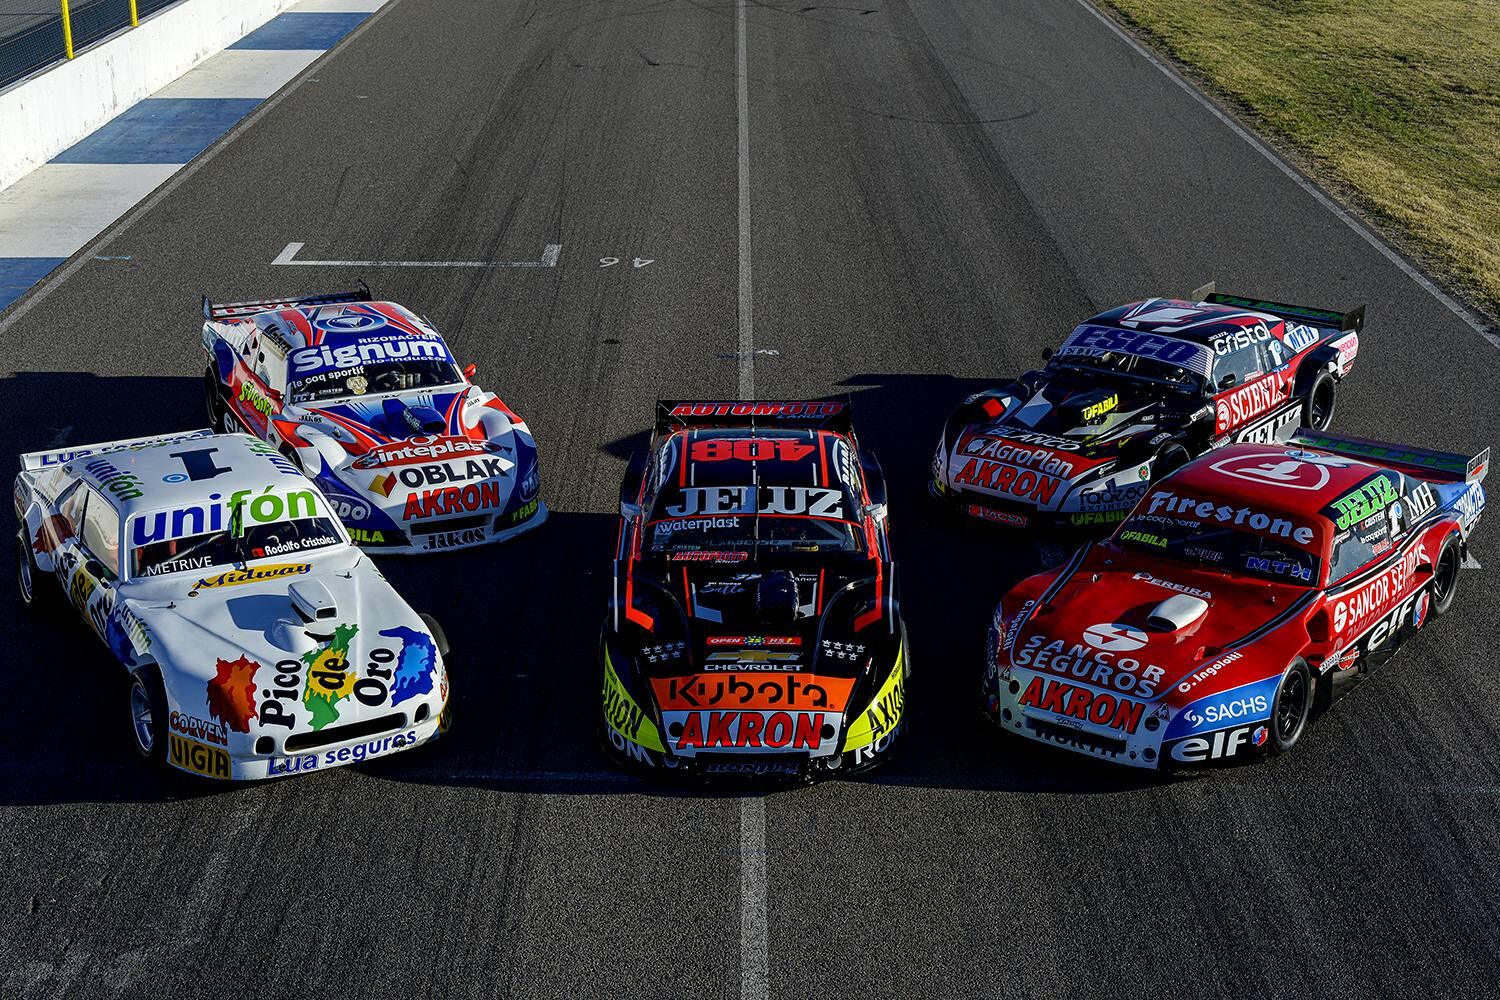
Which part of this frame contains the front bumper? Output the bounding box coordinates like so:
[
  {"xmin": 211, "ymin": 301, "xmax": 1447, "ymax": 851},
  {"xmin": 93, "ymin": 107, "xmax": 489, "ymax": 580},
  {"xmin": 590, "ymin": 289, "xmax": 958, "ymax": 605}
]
[
  {"xmin": 348, "ymin": 500, "xmax": 548, "ymax": 555},
  {"xmin": 984, "ymin": 665, "xmax": 1165, "ymax": 770},
  {"xmin": 600, "ymin": 720, "xmax": 904, "ymax": 783}
]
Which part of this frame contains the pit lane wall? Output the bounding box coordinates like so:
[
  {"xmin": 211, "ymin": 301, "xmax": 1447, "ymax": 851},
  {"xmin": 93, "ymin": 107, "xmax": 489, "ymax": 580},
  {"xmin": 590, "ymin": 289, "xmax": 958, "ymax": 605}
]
[{"xmin": 0, "ymin": 0, "xmax": 300, "ymax": 191}]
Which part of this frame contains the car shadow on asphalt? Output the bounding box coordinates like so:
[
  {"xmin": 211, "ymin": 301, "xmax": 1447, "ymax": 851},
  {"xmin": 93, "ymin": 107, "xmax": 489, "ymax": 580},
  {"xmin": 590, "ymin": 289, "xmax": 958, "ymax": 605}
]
[{"xmin": 0, "ymin": 373, "xmax": 1178, "ymax": 805}]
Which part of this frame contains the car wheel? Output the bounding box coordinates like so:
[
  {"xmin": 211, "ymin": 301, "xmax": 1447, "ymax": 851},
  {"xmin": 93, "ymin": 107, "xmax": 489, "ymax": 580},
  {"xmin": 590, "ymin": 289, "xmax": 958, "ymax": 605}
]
[
  {"xmin": 1302, "ymin": 370, "xmax": 1337, "ymax": 431},
  {"xmin": 129, "ymin": 667, "xmax": 169, "ymax": 766},
  {"xmin": 1151, "ymin": 443, "xmax": 1191, "ymax": 482},
  {"xmin": 420, "ymin": 613, "xmax": 450, "ymax": 658},
  {"xmin": 1269, "ymin": 659, "xmax": 1313, "ymax": 755},
  {"xmin": 1430, "ymin": 535, "xmax": 1461, "ymax": 618},
  {"xmin": 15, "ymin": 533, "xmax": 58, "ymax": 615},
  {"xmin": 204, "ymin": 366, "xmax": 225, "ymax": 425}
]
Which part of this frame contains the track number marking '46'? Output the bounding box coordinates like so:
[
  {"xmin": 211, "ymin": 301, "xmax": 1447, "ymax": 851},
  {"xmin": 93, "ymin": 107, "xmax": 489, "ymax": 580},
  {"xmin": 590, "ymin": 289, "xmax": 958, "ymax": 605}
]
[{"xmin": 600, "ymin": 257, "xmax": 655, "ymax": 268}]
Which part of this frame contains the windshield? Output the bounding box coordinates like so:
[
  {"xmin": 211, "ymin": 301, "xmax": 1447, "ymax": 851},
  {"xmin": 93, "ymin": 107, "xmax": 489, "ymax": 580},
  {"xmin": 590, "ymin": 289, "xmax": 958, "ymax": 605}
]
[
  {"xmin": 130, "ymin": 516, "xmax": 344, "ymax": 578},
  {"xmin": 1049, "ymin": 351, "xmax": 1203, "ymax": 391},
  {"xmin": 646, "ymin": 510, "xmax": 865, "ymax": 557},
  {"xmin": 1114, "ymin": 515, "xmax": 1319, "ymax": 586},
  {"xmin": 288, "ymin": 359, "xmax": 464, "ymax": 403}
]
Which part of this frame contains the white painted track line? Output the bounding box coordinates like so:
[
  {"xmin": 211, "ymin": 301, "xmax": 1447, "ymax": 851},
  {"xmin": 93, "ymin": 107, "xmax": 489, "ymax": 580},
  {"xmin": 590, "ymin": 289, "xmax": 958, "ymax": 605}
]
[
  {"xmin": 271, "ymin": 241, "xmax": 563, "ymax": 268},
  {"xmin": 736, "ymin": 0, "xmax": 755, "ymax": 399},
  {"xmin": 1076, "ymin": 0, "xmax": 1498, "ymax": 347},
  {"xmin": 740, "ymin": 796, "xmax": 770, "ymax": 1000}
]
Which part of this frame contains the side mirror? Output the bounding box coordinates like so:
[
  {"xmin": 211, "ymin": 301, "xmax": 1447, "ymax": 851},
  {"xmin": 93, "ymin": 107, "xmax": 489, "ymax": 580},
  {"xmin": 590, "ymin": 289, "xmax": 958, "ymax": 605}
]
[
  {"xmin": 462, "ymin": 363, "xmax": 478, "ymax": 380},
  {"xmin": 1217, "ymin": 372, "xmax": 1238, "ymax": 389},
  {"xmin": 619, "ymin": 449, "xmax": 648, "ymax": 519},
  {"xmin": 1040, "ymin": 347, "xmax": 1053, "ymax": 361}
]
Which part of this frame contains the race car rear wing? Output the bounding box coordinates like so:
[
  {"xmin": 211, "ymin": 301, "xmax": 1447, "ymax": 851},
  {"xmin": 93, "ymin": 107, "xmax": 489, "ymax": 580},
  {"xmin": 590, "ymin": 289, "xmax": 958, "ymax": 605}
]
[
  {"xmin": 654, "ymin": 399, "xmax": 854, "ymax": 435},
  {"xmin": 19, "ymin": 428, "xmax": 216, "ymax": 472},
  {"xmin": 202, "ymin": 281, "xmax": 372, "ymax": 322},
  {"xmin": 1291, "ymin": 430, "xmax": 1489, "ymax": 484},
  {"xmin": 1190, "ymin": 282, "xmax": 1364, "ymax": 335}
]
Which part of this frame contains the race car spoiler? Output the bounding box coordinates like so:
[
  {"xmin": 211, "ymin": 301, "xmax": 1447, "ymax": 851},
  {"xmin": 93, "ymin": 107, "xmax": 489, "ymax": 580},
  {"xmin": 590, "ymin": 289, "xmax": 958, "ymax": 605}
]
[
  {"xmin": 1292, "ymin": 431, "xmax": 1489, "ymax": 484},
  {"xmin": 1191, "ymin": 282, "xmax": 1364, "ymax": 334},
  {"xmin": 202, "ymin": 281, "xmax": 372, "ymax": 322},
  {"xmin": 20, "ymin": 428, "xmax": 216, "ymax": 471},
  {"xmin": 655, "ymin": 399, "xmax": 854, "ymax": 434}
]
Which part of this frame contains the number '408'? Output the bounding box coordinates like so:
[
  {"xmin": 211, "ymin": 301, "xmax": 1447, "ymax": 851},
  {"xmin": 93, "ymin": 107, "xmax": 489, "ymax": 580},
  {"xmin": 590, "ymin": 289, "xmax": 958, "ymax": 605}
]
[{"xmin": 690, "ymin": 439, "xmax": 814, "ymax": 462}]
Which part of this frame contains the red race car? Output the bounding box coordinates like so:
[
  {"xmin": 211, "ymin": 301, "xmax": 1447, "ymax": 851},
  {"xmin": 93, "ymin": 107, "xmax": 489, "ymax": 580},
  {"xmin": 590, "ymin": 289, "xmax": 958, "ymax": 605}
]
[{"xmin": 984, "ymin": 431, "xmax": 1488, "ymax": 769}]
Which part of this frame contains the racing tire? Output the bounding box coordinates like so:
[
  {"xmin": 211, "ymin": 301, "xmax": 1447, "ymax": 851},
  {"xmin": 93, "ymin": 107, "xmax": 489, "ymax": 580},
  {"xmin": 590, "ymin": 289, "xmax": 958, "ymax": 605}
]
[
  {"xmin": 1429, "ymin": 535, "xmax": 1462, "ymax": 619},
  {"xmin": 204, "ymin": 366, "xmax": 225, "ymax": 427},
  {"xmin": 1151, "ymin": 443, "xmax": 1191, "ymax": 482},
  {"xmin": 1301, "ymin": 370, "xmax": 1337, "ymax": 431},
  {"xmin": 1268, "ymin": 659, "xmax": 1313, "ymax": 756},
  {"xmin": 129, "ymin": 667, "xmax": 169, "ymax": 767},
  {"xmin": 15, "ymin": 534, "xmax": 60, "ymax": 616},
  {"xmin": 420, "ymin": 613, "xmax": 450, "ymax": 658}
]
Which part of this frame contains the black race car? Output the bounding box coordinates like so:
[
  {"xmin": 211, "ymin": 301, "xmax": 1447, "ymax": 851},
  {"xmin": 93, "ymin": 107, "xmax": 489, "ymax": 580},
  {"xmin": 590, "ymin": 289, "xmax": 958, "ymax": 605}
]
[
  {"xmin": 600, "ymin": 400, "xmax": 907, "ymax": 781},
  {"xmin": 931, "ymin": 286, "xmax": 1364, "ymax": 529}
]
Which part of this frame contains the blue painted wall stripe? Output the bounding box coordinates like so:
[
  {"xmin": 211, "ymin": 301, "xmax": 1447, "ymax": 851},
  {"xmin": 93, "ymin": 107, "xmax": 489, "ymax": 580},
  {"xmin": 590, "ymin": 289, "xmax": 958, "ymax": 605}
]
[
  {"xmin": 0, "ymin": 258, "xmax": 66, "ymax": 312},
  {"xmin": 52, "ymin": 98, "xmax": 264, "ymax": 165},
  {"xmin": 230, "ymin": 13, "xmax": 369, "ymax": 51}
]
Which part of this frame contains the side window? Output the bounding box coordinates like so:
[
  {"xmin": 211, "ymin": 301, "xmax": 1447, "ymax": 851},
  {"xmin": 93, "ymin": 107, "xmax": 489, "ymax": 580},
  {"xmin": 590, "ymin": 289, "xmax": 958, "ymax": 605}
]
[
  {"xmin": 259, "ymin": 350, "xmax": 286, "ymax": 395},
  {"xmin": 57, "ymin": 481, "xmax": 87, "ymax": 531},
  {"xmin": 77, "ymin": 488, "xmax": 122, "ymax": 578},
  {"xmin": 1329, "ymin": 534, "xmax": 1378, "ymax": 584},
  {"xmin": 1213, "ymin": 344, "xmax": 1264, "ymax": 389},
  {"xmin": 1261, "ymin": 338, "xmax": 1286, "ymax": 370}
]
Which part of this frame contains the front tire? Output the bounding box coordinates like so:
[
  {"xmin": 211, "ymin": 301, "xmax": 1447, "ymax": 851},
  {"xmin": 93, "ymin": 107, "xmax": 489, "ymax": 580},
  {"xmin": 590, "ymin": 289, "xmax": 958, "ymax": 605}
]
[
  {"xmin": 1268, "ymin": 659, "xmax": 1313, "ymax": 755},
  {"xmin": 1302, "ymin": 370, "xmax": 1337, "ymax": 431},
  {"xmin": 129, "ymin": 667, "xmax": 169, "ymax": 767},
  {"xmin": 1151, "ymin": 443, "xmax": 1191, "ymax": 482},
  {"xmin": 420, "ymin": 613, "xmax": 450, "ymax": 658}
]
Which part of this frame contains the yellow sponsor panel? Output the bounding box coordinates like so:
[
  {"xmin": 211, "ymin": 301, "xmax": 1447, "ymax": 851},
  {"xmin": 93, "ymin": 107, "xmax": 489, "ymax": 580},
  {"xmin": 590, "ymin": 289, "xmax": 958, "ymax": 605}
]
[
  {"xmin": 841, "ymin": 646, "xmax": 906, "ymax": 752},
  {"xmin": 602, "ymin": 648, "xmax": 664, "ymax": 752},
  {"xmin": 1082, "ymin": 393, "xmax": 1119, "ymax": 421},
  {"xmin": 168, "ymin": 733, "xmax": 232, "ymax": 779}
]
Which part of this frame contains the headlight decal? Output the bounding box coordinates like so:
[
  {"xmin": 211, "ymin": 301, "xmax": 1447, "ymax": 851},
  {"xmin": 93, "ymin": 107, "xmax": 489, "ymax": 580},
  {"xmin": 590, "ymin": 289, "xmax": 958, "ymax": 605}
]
[
  {"xmin": 841, "ymin": 645, "xmax": 905, "ymax": 752},
  {"xmin": 602, "ymin": 648, "xmax": 665, "ymax": 752}
]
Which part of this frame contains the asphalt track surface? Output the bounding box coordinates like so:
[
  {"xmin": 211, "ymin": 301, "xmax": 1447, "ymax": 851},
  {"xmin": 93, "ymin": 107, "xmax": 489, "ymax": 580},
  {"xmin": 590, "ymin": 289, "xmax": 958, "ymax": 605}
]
[{"xmin": 3, "ymin": 1, "xmax": 1500, "ymax": 997}]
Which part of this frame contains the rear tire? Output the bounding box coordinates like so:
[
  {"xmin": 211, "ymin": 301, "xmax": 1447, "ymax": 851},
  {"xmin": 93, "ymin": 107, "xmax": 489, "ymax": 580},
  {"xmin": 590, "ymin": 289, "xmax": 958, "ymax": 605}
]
[
  {"xmin": 1430, "ymin": 535, "xmax": 1461, "ymax": 618},
  {"xmin": 1302, "ymin": 370, "xmax": 1337, "ymax": 431},
  {"xmin": 16, "ymin": 533, "xmax": 59, "ymax": 616},
  {"xmin": 1268, "ymin": 659, "xmax": 1313, "ymax": 756},
  {"xmin": 205, "ymin": 366, "xmax": 226, "ymax": 425},
  {"xmin": 129, "ymin": 667, "xmax": 169, "ymax": 767}
]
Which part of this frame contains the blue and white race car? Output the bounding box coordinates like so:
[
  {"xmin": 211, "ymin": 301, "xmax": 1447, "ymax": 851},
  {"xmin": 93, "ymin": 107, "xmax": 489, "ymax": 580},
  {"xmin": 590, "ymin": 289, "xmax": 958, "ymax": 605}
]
[
  {"xmin": 13, "ymin": 430, "xmax": 451, "ymax": 780},
  {"xmin": 202, "ymin": 286, "xmax": 545, "ymax": 553}
]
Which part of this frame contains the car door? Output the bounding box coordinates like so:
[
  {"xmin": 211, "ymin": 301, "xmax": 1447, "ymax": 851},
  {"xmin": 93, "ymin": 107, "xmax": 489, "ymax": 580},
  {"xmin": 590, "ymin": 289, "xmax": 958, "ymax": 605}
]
[
  {"xmin": 1321, "ymin": 473, "xmax": 1424, "ymax": 666},
  {"xmin": 1212, "ymin": 338, "xmax": 1294, "ymax": 438},
  {"xmin": 227, "ymin": 328, "xmax": 284, "ymax": 439},
  {"xmin": 56, "ymin": 484, "xmax": 121, "ymax": 641}
]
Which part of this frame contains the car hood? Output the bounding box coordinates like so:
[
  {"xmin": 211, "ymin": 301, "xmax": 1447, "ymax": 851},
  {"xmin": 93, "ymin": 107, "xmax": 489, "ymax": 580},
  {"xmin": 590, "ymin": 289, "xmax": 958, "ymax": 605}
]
[
  {"xmin": 1008, "ymin": 547, "xmax": 1309, "ymax": 700},
  {"xmin": 284, "ymin": 387, "xmax": 541, "ymax": 537},
  {"xmin": 123, "ymin": 547, "xmax": 443, "ymax": 741}
]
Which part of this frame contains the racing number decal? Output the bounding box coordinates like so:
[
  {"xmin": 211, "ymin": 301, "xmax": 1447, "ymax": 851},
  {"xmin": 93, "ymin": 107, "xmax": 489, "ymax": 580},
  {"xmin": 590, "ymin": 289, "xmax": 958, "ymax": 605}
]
[
  {"xmin": 168, "ymin": 447, "xmax": 231, "ymax": 482},
  {"xmin": 690, "ymin": 439, "xmax": 814, "ymax": 463}
]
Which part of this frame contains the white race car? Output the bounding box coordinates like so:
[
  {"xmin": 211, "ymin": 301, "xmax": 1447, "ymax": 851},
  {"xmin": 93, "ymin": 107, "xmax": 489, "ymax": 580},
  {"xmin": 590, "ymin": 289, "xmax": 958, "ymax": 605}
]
[{"xmin": 13, "ymin": 429, "xmax": 451, "ymax": 780}]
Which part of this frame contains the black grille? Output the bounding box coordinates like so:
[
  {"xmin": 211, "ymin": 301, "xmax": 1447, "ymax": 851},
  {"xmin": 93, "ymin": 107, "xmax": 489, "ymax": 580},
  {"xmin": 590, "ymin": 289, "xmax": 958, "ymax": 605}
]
[
  {"xmin": 284, "ymin": 713, "xmax": 407, "ymax": 753},
  {"xmin": 1026, "ymin": 718, "xmax": 1126, "ymax": 756},
  {"xmin": 409, "ymin": 514, "xmax": 488, "ymax": 534}
]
